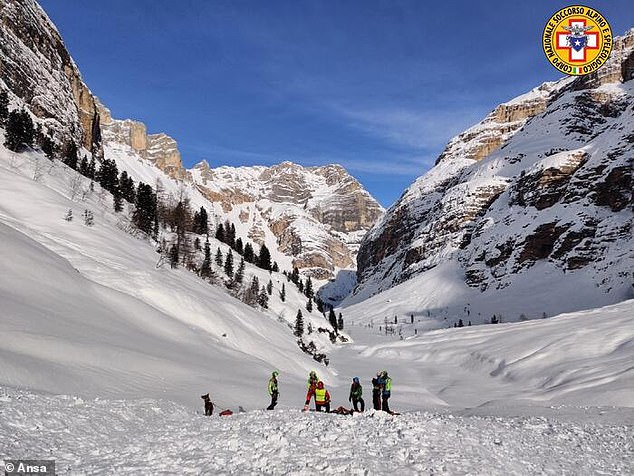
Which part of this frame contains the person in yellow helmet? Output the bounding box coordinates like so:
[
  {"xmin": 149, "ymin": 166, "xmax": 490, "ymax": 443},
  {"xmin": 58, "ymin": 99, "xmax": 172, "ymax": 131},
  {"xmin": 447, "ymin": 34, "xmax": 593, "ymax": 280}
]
[
  {"xmin": 314, "ymin": 381, "xmax": 331, "ymax": 413},
  {"xmin": 267, "ymin": 370, "xmax": 279, "ymax": 410}
]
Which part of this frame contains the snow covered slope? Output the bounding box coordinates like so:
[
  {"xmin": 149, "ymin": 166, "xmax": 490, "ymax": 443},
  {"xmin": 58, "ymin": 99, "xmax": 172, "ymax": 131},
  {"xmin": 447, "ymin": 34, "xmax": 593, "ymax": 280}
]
[
  {"xmin": 2, "ymin": 141, "xmax": 631, "ymax": 413},
  {"xmin": 341, "ymin": 297, "xmax": 634, "ymax": 409},
  {"xmin": 355, "ymin": 30, "xmax": 634, "ymax": 317},
  {"xmin": 0, "ymin": 144, "xmax": 337, "ymax": 409},
  {"xmin": 1, "ymin": 388, "xmax": 631, "ymax": 475}
]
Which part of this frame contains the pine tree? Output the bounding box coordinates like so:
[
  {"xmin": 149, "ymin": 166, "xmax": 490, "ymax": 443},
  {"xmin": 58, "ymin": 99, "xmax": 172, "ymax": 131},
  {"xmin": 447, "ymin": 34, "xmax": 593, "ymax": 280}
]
[
  {"xmin": 133, "ymin": 182, "xmax": 157, "ymax": 235},
  {"xmin": 307, "ymin": 322, "xmax": 313, "ymax": 334},
  {"xmin": 316, "ymin": 296, "xmax": 324, "ymax": 313},
  {"xmin": 200, "ymin": 237, "xmax": 212, "ymax": 278},
  {"xmin": 258, "ymin": 285, "xmax": 269, "ymax": 309},
  {"xmin": 21, "ymin": 109, "xmax": 35, "ymax": 148},
  {"xmin": 243, "ymin": 242, "xmax": 255, "ymax": 263},
  {"xmin": 83, "ymin": 209, "xmax": 94, "ymax": 226},
  {"xmin": 298, "ymin": 279, "xmax": 304, "ymax": 294},
  {"xmin": 96, "ymin": 158, "xmax": 119, "ymax": 193},
  {"xmin": 4, "ymin": 109, "xmax": 35, "ymax": 151},
  {"xmin": 235, "ymin": 258, "xmax": 245, "ymax": 284},
  {"xmin": 194, "ymin": 237, "xmax": 201, "ymax": 251},
  {"xmin": 258, "ymin": 243, "xmax": 272, "ymax": 271},
  {"xmin": 328, "ymin": 308, "xmax": 338, "ymax": 331},
  {"xmin": 280, "ymin": 283, "xmax": 286, "ymax": 302},
  {"xmin": 227, "ymin": 222, "xmax": 236, "ymax": 248},
  {"xmin": 0, "ymin": 90, "xmax": 9, "ymax": 125},
  {"xmin": 79, "ymin": 156, "xmax": 89, "ymax": 176},
  {"xmin": 266, "ymin": 279, "xmax": 273, "ymax": 295},
  {"xmin": 291, "ymin": 267, "xmax": 300, "ymax": 285},
  {"xmin": 119, "ymin": 171, "xmax": 136, "ymax": 203},
  {"xmin": 224, "ymin": 250, "xmax": 234, "ymax": 276},
  {"xmin": 87, "ymin": 157, "xmax": 96, "ymax": 180},
  {"xmin": 172, "ymin": 200, "xmax": 193, "ymax": 263},
  {"xmin": 306, "ymin": 297, "xmax": 313, "ymax": 313},
  {"xmin": 294, "ymin": 309, "xmax": 304, "ymax": 337},
  {"xmin": 64, "ymin": 141, "xmax": 78, "ymax": 170},
  {"xmin": 215, "ymin": 247, "xmax": 223, "ymax": 267},
  {"xmin": 41, "ymin": 135, "xmax": 55, "ymax": 159},
  {"xmin": 248, "ymin": 275, "xmax": 260, "ymax": 304},
  {"xmin": 272, "ymin": 261, "xmax": 279, "ymax": 272},
  {"xmin": 338, "ymin": 313, "xmax": 344, "ymax": 330},
  {"xmin": 169, "ymin": 244, "xmax": 179, "ymax": 269},
  {"xmin": 193, "ymin": 206, "xmax": 208, "ymax": 235},
  {"xmin": 234, "ymin": 237, "xmax": 244, "ymax": 255},
  {"xmin": 215, "ymin": 223, "xmax": 225, "ymax": 243},
  {"xmin": 305, "ymin": 277, "xmax": 314, "ymax": 299},
  {"xmin": 64, "ymin": 209, "xmax": 73, "ymax": 222},
  {"xmin": 113, "ymin": 189, "xmax": 123, "ymax": 212}
]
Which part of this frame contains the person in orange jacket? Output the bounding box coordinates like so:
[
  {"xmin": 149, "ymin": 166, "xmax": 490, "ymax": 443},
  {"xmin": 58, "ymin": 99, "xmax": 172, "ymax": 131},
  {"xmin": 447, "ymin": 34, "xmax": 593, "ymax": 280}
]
[{"xmin": 314, "ymin": 381, "xmax": 331, "ymax": 413}]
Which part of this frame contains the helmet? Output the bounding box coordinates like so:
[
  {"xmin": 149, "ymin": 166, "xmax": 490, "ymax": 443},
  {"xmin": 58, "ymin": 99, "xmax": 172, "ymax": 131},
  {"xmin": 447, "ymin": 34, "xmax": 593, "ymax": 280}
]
[
  {"xmin": 317, "ymin": 381, "xmax": 324, "ymax": 389},
  {"xmin": 376, "ymin": 371, "xmax": 381, "ymax": 377},
  {"xmin": 381, "ymin": 370, "xmax": 388, "ymax": 377},
  {"xmin": 310, "ymin": 370, "xmax": 317, "ymax": 377},
  {"xmin": 353, "ymin": 377, "xmax": 359, "ymax": 383},
  {"xmin": 272, "ymin": 370, "xmax": 279, "ymax": 377}
]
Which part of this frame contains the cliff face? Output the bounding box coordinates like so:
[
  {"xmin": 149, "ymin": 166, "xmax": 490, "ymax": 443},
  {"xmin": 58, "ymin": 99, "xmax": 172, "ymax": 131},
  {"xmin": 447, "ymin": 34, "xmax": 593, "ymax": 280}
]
[
  {"xmin": 355, "ymin": 29, "xmax": 634, "ymax": 302},
  {"xmin": 191, "ymin": 161, "xmax": 383, "ymax": 279},
  {"xmin": 0, "ymin": 0, "xmax": 101, "ymax": 153},
  {"xmin": 98, "ymin": 102, "xmax": 188, "ymax": 181}
]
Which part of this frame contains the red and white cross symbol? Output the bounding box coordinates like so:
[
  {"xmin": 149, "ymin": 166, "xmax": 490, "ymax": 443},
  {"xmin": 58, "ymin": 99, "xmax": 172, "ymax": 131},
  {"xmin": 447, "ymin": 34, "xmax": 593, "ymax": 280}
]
[{"xmin": 556, "ymin": 19, "xmax": 599, "ymax": 62}]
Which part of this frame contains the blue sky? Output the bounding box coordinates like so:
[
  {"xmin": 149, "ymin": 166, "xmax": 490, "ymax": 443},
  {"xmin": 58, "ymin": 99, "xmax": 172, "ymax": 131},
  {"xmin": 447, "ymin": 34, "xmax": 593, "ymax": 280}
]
[{"xmin": 40, "ymin": 1, "xmax": 634, "ymax": 207}]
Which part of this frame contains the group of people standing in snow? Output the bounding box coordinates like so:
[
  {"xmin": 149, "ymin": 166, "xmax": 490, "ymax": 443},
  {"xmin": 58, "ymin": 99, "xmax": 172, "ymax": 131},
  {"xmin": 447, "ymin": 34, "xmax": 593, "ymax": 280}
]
[{"xmin": 266, "ymin": 369, "xmax": 393, "ymax": 414}]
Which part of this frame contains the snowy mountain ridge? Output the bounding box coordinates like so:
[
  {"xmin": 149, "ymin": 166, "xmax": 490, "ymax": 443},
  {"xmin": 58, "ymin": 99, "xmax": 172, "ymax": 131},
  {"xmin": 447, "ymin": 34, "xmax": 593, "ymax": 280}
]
[
  {"xmin": 353, "ymin": 29, "xmax": 634, "ymax": 318},
  {"xmin": 0, "ymin": 0, "xmax": 383, "ymax": 282},
  {"xmin": 98, "ymin": 87, "xmax": 383, "ymax": 281}
]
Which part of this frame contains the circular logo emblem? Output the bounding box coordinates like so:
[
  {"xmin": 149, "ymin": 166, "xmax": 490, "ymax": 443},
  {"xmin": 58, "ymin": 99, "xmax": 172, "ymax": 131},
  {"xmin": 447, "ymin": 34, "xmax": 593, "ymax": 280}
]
[{"xmin": 542, "ymin": 5, "xmax": 612, "ymax": 76}]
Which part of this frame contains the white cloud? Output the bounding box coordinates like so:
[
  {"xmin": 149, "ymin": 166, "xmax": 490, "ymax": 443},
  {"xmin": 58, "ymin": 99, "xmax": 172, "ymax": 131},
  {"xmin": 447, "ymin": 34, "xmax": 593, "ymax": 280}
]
[{"xmin": 330, "ymin": 104, "xmax": 484, "ymax": 151}]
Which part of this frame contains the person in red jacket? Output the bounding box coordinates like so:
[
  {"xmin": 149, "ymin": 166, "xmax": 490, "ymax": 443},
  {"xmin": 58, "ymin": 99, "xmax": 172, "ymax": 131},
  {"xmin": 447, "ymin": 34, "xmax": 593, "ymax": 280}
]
[
  {"xmin": 314, "ymin": 381, "xmax": 331, "ymax": 413},
  {"xmin": 303, "ymin": 370, "xmax": 319, "ymax": 411}
]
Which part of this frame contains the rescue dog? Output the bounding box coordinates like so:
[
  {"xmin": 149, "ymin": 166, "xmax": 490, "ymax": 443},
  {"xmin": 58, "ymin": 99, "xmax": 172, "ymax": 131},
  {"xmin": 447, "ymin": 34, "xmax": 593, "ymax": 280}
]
[{"xmin": 201, "ymin": 393, "xmax": 214, "ymax": 416}]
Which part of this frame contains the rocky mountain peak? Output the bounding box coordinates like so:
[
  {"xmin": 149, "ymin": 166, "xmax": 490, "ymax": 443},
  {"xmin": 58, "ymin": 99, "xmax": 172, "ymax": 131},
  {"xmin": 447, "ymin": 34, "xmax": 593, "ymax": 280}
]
[
  {"xmin": 355, "ymin": 28, "xmax": 634, "ymax": 306},
  {"xmin": 191, "ymin": 161, "xmax": 383, "ymax": 278},
  {"xmin": 97, "ymin": 101, "xmax": 188, "ymax": 181}
]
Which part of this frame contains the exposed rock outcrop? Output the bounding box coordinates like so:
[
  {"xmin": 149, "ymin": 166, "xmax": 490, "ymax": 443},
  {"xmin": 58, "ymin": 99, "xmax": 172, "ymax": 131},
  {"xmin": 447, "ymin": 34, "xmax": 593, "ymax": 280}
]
[
  {"xmin": 0, "ymin": 0, "xmax": 101, "ymax": 153},
  {"xmin": 355, "ymin": 29, "xmax": 634, "ymax": 302},
  {"xmin": 192, "ymin": 160, "xmax": 383, "ymax": 278},
  {"xmin": 97, "ymin": 102, "xmax": 188, "ymax": 180}
]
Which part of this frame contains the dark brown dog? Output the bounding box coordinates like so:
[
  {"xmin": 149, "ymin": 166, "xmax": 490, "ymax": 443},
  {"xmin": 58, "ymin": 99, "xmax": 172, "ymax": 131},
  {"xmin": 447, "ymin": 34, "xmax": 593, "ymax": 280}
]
[{"xmin": 201, "ymin": 393, "xmax": 214, "ymax": 416}]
